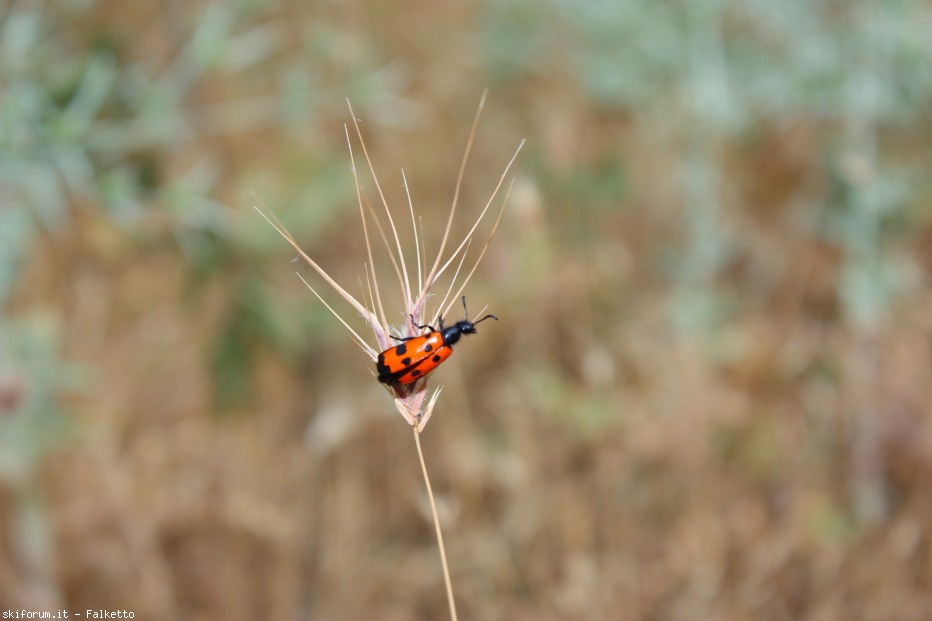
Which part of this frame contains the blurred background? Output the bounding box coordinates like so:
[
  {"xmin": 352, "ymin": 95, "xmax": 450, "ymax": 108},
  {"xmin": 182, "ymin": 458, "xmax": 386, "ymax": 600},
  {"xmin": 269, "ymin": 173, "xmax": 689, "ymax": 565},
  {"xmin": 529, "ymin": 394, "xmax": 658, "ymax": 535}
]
[{"xmin": 2, "ymin": 0, "xmax": 932, "ymax": 619}]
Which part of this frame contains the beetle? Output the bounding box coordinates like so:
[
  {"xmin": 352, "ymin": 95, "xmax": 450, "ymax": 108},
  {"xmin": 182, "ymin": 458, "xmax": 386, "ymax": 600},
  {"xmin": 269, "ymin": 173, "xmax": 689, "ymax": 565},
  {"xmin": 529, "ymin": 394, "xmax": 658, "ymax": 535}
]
[{"xmin": 375, "ymin": 296, "xmax": 497, "ymax": 386}]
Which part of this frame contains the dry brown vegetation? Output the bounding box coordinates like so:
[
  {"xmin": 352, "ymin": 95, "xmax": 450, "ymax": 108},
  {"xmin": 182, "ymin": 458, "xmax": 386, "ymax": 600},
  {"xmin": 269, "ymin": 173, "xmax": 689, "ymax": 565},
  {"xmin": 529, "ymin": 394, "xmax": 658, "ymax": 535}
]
[{"xmin": 3, "ymin": 1, "xmax": 932, "ymax": 620}]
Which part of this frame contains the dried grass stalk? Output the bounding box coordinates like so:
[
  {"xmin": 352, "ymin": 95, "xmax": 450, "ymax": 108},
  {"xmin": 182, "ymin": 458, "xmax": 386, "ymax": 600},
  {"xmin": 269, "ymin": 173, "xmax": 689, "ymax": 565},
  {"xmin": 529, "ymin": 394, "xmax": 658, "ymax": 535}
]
[{"xmin": 258, "ymin": 91, "xmax": 523, "ymax": 621}]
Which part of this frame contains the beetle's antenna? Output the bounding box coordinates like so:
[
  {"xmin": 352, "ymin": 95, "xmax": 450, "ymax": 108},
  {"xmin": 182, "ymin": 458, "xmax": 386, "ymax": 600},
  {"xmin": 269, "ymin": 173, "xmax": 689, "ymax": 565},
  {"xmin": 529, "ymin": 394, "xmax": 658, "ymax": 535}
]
[{"xmin": 463, "ymin": 296, "xmax": 496, "ymax": 325}]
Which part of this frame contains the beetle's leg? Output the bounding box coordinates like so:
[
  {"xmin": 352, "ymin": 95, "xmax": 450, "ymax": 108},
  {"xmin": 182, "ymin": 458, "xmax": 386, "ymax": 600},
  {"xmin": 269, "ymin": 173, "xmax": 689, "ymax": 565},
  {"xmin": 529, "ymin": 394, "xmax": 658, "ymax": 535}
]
[{"xmin": 409, "ymin": 314, "xmax": 435, "ymax": 333}]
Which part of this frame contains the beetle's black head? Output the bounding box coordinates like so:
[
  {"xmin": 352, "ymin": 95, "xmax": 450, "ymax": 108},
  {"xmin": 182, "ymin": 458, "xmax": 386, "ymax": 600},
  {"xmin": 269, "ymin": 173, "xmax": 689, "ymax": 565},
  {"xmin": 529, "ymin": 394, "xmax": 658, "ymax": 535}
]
[
  {"xmin": 442, "ymin": 320, "xmax": 474, "ymax": 345},
  {"xmin": 442, "ymin": 315, "xmax": 497, "ymax": 346},
  {"xmin": 439, "ymin": 296, "xmax": 498, "ymax": 346}
]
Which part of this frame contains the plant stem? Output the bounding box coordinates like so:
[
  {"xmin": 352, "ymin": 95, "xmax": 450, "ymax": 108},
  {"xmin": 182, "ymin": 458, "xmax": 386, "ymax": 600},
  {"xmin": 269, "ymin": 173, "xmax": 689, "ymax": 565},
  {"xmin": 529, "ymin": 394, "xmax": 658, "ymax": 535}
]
[{"xmin": 413, "ymin": 427, "xmax": 458, "ymax": 621}]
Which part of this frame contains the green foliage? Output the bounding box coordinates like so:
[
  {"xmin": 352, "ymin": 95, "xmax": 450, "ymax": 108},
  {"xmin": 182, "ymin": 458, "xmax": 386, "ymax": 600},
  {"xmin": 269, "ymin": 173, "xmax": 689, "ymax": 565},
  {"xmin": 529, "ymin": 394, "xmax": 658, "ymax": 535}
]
[
  {"xmin": 0, "ymin": 316, "xmax": 84, "ymax": 483},
  {"xmin": 211, "ymin": 284, "xmax": 265, "ymax": 409},
  {"xmin": 533, "ymin": 151, "xmax": 628, "ymax": 213},
  {"xmin": 483, "ymin": 0, "xmax": 932, "ymax": 339},
  {"xmin": 481, "ymin": 0, "xmax": 555, "ymax": 81},
  {"xmin": 525, "ymin": 365, "xmax": 618, "ymax": 434},
  {"xmin": 0, "ymin": 0, "xmax": 380, "ymax": 410},
  {"xmin": 210, "ymin": 274, "xmax": 306, "ymax": 409}
]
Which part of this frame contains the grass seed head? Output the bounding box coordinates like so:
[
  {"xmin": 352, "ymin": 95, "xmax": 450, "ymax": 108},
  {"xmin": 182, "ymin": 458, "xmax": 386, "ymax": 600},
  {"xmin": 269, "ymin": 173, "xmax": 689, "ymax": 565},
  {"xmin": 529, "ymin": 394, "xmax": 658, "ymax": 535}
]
[{"xmin": 260, "ymin": 92, "xmax": 523, "ymax": 431}]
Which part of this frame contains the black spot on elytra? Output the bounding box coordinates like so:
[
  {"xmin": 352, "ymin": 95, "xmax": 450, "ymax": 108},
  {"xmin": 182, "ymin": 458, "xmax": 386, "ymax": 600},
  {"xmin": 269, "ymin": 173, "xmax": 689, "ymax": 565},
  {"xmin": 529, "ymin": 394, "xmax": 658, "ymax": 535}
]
[
  {"xmin": 432, "ymin": 355, "xmax": 441, "ymax": 362},
  {"xmin": 401, "ymin": 357, "xmax": 412, "ymax": 366},
  {"xmin": 424, "ymin": 343, "xmax": 433, "ymax": 352},
  {"xmin": 376, "ymin": 357, "xmax": 394, "ymax": 383},
  {"xmin": 394, "ymin": 343, "xmax": 407, "ymax": 355},
  {"xmin": 411, "ymin": 369, "xmax": 422, "ymax": 377}
]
